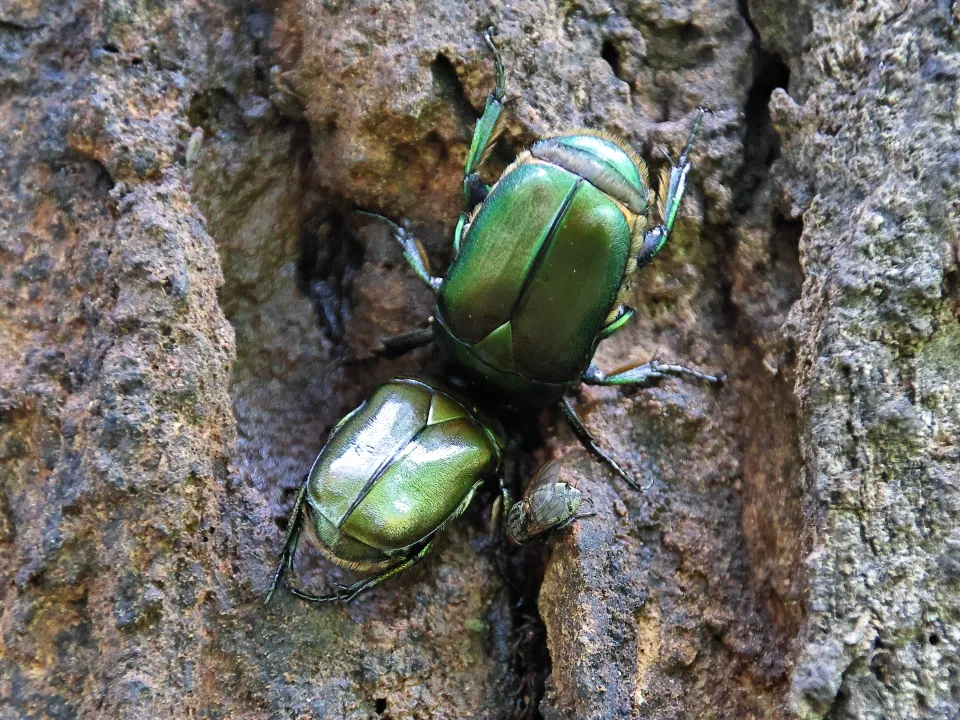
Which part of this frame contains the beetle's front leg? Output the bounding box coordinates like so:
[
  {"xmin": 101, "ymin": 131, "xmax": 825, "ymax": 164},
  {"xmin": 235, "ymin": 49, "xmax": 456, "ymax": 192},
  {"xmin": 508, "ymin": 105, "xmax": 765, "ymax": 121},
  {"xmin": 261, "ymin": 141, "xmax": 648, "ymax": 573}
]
[
  {"xmin": 265, "ymin": 475, "xmax": 309, "ymax": 605},
  {"xmin": 582, "ymin": 359, "xmax": 725, "ymax": 389},
  {"xmin": 636, "ymin": 109, "xmax": 705, "ymax": 268},
  {"xmin": 358, "ymin": 211, "xmax": 442, "ymax": 292},
  {"xmin": 462, "ymin": 27, "xmax": 507, "ymax": 209}
]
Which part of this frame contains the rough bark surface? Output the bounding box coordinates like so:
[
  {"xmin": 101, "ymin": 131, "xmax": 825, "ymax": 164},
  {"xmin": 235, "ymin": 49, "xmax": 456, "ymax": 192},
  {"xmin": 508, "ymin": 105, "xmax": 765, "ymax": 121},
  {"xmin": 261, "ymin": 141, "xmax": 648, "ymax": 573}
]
[{"xmin": 0, "ymin": 0, "xmax": 956, "ymax": 719}]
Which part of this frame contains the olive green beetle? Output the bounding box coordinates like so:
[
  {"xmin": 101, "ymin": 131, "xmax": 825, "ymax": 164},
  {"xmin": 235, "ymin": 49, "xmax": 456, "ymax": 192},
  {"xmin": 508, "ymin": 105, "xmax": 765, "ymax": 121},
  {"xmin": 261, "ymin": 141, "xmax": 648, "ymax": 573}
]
[
  {"xmin": 361, "ymin": 29, "xmax": 723, "ymax": 489},
  {"xmin": 266, "ymin": 378, "xmax": 581, "ymax": 604}
]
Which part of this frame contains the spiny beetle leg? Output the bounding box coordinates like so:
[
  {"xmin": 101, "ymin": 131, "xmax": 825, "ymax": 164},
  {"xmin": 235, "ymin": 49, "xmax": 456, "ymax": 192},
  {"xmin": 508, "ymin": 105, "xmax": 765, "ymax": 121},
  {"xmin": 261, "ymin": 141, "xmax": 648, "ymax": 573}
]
[
  {"xmin": 490, "ymin": 474, "xmax": 513, "ymax": 542},
  {"xmin": 661, "ymin": 108, "xmax": 705, "ymax": 230},
  {"xmin": 462, "ymin": 26, "xmax": 507, "ymax": 206},
  {"xmin": 265, "ymin": 475, "xmax": 309, "ymax": 605},
  {"xmin": 283, "ymin": 540, "xmax": 436, "ymax": 603},
  {"xmin": 343, "ymin": 325, "xmax": 436, "ymax": 365},
  {"xmin": 583, "ymin": 359, "xmax": 725, "ymax": 388},
  {"xmin": 357, "ymin": 211, "xmax": 441, "ymax": 292},
  {"xmin": 598, "ymin": 305, "xmax": 635, "ymax": 341},
  {"xmin": 637, "ymin": 108, "xmax": 706, "ymax": 268},
  {"xmin": 558, "ymin": 397, "xmax": 640, "ymax": 491}
]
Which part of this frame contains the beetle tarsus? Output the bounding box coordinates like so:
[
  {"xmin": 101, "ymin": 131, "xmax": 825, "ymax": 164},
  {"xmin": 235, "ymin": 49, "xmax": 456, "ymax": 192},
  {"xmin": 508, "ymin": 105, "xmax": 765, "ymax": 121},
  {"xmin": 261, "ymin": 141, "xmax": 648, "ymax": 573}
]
[
  {"xmin": 583, "ymin": 359, "xmax": 724, "ymax": 389},
  {"xmin": 265, "ymin": 475, "xmax": 309, "ymax": 606},
  {"xmin": 282, "ymin": 575, "xmax": 374, "ymax": 603},
  {"xmin": 484, "ymin": 26, "xmax": 505, "ymax": 101},
  {"xmin": 358, "ymin": 211, "xmax": 441, "ymax": 292},
  {"xmin": 678, "ymin": 108, "xmax": 706, "ymax": 167},
  {"xmin": 264, "ymin": 563, "xmax": 285, "ymax": 606},
  {"xmin": 282, "ymin": 573, "xmax": 376, "ymax": 603},
  {"xmin": 461, "ymin": 27, "xmax": 508, "ymax": 205},
  {"xmin": 637, "ymin": 109, "xmax": 706, "ymax": 268},
  {"xmin": 283, "ymin": 578, "xmax": 345, "ymax": 603}
]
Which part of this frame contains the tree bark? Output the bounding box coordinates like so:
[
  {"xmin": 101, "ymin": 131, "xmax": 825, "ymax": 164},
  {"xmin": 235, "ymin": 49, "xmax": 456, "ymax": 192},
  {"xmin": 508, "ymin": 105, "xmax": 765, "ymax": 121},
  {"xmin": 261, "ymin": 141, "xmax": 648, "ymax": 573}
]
[{"xmin": 1, "ymin": 0, "xmax": 957, "ymax": 719}]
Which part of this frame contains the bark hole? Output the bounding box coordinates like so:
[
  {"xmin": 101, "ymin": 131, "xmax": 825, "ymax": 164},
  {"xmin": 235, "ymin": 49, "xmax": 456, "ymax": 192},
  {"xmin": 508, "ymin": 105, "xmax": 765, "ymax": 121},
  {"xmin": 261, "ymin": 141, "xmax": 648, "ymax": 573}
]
[
  {"xmin": 735, "ymin": 50, "xmax": 790, "ymax": 212},
  {"xmin": 601, "ymin": 40, "xmax": 624, "ymax": 81},
  {"xmin": 431, "ymin": 52, "xmax": 475, "ymax": 132}
]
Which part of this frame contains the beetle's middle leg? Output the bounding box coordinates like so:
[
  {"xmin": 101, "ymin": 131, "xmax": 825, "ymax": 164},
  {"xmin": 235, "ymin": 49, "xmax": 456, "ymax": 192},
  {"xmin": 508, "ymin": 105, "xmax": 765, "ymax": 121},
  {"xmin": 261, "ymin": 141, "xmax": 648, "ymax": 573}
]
[
  {"xmin": 265, "ymin": 474, "xmax": 309, "ymax": 605},
  {"xmin": 283, "ymin": 539, "xmax": 436, "ymax": 603},
  {"xmin": 636, "ymin": 108, "xmax": 706, "ymax": 269},
  {"xmin": 558, "ymin": 397, "xmax": 640, "ymax": 490},
  {"xmin": 582, "ymin": 359, "xmax": 725, "ymax": 389}
]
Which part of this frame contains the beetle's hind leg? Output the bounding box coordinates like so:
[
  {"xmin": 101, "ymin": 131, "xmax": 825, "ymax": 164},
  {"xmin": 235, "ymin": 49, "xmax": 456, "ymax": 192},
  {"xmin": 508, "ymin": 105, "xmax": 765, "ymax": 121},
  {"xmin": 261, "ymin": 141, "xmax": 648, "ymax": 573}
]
[
  {"xmin": 283, "ymin": 539, "xmax": 436, "ymax": 604},
  {"xmin": 636, "ymin": 108, "xmax": 706, "ymax": 269},
  {"xmin": 558, "ymin": 397, "xmax": 641, "ymax": 491},
  {"xmin": 357, "ymin": 211, "xmax": 442, "ymax": 292},
  {"xmin": 265, "ymin": 474, "xmax": 310, "ymax": 605}
]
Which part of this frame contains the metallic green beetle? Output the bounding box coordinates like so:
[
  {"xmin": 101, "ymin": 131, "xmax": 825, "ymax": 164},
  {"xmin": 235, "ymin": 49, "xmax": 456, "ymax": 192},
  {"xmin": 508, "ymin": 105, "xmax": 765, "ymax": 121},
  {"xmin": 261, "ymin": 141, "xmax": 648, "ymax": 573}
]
[
  {"xmin": 265, "ymin": 378, "xmax": 581, "ymax": 604},
  {"xmin": 363, "ymin": 29, "xmax": 723, "ymax": 489}
]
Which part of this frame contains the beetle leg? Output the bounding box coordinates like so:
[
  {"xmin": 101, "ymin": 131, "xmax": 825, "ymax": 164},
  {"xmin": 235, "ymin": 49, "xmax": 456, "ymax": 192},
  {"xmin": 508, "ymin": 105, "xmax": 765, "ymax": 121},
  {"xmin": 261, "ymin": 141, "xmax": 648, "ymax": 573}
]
[
  {"xmin": 582, "ymin": 359, "xmax": 725, "ymax": 388},
  {"xmin": 344, "ymin": 325, "xmax": 437, "ymax": 364},
  {"xmin": 374, "ymin": 325, "xmax": 437, "ymax": 359},
  {"xmin": 637, "ymin": 108, "xmax": 706, "ymax": 268},
  {"xmin": 490, "ymin": 473, "xmax": 514, "ymax": 541},
  {"xmin": 452, "ymin": 214, "xmax": 468, "ymax": 257},
  {"xmin": 558, "ymin": 397, "xmax": 640, "ymax": 491},
  {"xmin": 462, "ymin": 27, "xmax": 507, "ymax": 207},
  {"xmin": 395, "ymin": 223, "xmax": 442, "ymax": 292},
  {"xmin": 264, "ymin": 475, "xmax": 310, "ymax": 605},
  {"xmin": 488, "ymin": 478, "xmax": 514, "ymax": 584},
  {"xmin": 598, "ymin": 305, "xmax": 635, "ymax": 341},
  {"xmin": 357, "ymin": 211, "xmax": 442, "ymax": 292},
  {"xmin": 283, "ymin": 539, "xmax": 436, "ymax": 603}
]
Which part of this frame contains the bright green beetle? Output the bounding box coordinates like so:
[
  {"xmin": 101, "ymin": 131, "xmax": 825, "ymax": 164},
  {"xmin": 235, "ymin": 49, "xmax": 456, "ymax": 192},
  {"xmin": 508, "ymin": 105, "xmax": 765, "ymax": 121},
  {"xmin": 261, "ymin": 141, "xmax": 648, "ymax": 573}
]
[
  {"xmin": 363, "ymin": 29, "xmax": 723, "ymax": 488},
  {"xmin": 265, "ymin": 378, "xmax": 581, "ymax": 603}
]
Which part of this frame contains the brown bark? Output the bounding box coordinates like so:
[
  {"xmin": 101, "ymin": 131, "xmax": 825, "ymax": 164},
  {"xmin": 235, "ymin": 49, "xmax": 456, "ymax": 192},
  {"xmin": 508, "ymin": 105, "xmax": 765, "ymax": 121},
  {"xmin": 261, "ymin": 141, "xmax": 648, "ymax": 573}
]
[{"xmin": 1, "ymin": 0, "xmax": 957, "ymax": 718}]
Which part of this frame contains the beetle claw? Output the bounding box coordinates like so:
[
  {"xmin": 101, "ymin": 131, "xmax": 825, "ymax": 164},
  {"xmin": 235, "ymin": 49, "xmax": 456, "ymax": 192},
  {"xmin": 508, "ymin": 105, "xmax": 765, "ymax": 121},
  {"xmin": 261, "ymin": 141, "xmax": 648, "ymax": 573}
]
[{"xmin": 656, "ymin": 145, "xmax": 677, "ymax": 166}]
